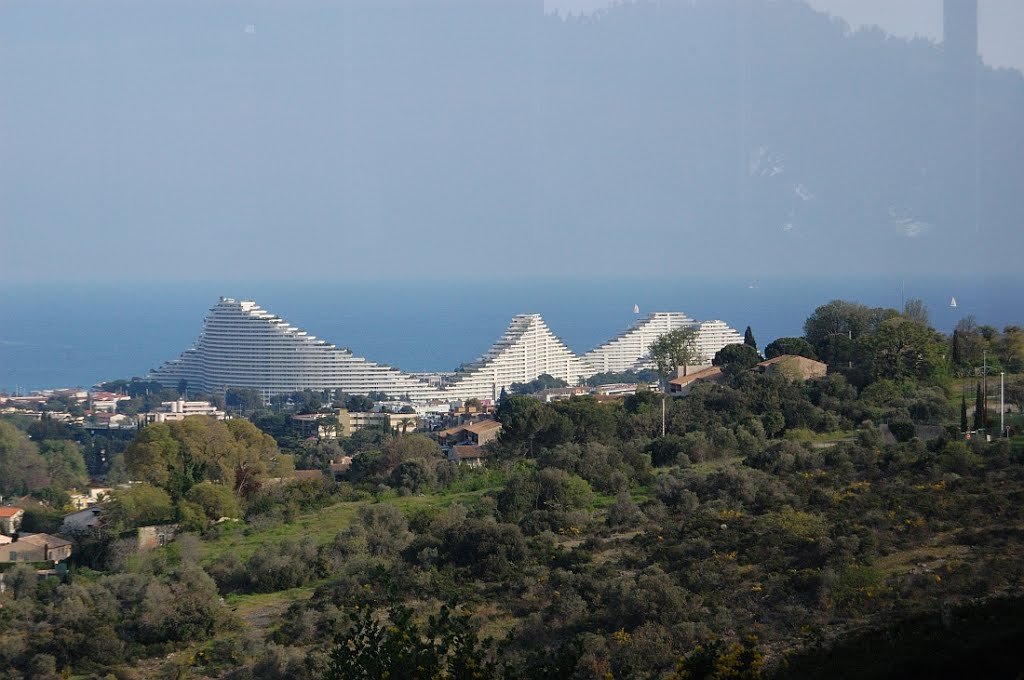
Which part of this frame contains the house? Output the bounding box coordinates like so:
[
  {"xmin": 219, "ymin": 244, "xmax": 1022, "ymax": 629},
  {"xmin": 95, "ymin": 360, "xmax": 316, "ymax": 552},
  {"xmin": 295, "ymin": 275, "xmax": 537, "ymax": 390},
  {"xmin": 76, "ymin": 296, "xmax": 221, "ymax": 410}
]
[
  {"xmin": 436, "ymin": 419, "xmax": 502, "ymax": 447},
  {"xmin": 1, "ymin": 533, "xmax": 73, "ymax": 564},
  {"xmin": 91, "ymin": 412, "xmax": 133, "ymax": 429},
  {"xmin": 448, "ymin": 445, "xmax": 492, "ymax": 468},
  {"xmin": 68, "ymin": 487, "xmax": 112, "ymax": 510},
  {"xmin": 143, "ymin": 400, "xmax": 227, "ymax": 423},
  {"xmin": 292, "ymin": 410, "xmax": 352, "ymax": 439},
  {"xmin": 328, "ymin": 457, "xmax": 353, "ymax": 481},
  {"xmin": 137, "ymin": 524, "xmax": 178, "ymax": 550},
  {"xmin": 666, "ymin": 366, "xmax": 725, "ymax": 396},
  {"xmin": 348, "ymin": 411, "xmax": 419, "ymax": 435},
  {"xmin": 757, "ymin": 355, "xmax": 828, "ymax": 381},
  {"xmin": 0, "ymin": 507, "xmax": 24, "ymax": 535},
  {"xmin": 530, "ymin": 387, "xmax": 590, "ymax": 403},
  {"xmin": 61, "ymin": 506, "xmax": 104, "ymax": 534},
  {"xmin": 90, "ymin": 391, "xmax": 130, "ymax": 413},
  {"xmin": 594, "ymin": 383, "xmax": 650, "ymax": 396}
]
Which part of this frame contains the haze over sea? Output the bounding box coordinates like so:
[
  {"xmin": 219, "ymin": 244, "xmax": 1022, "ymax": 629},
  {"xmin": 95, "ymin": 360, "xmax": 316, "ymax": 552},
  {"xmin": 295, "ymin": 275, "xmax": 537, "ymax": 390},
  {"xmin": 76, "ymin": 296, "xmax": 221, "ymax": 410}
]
[{"xmin": 1, "ymin": 275, "xmax": 1020, "ymax": 393}]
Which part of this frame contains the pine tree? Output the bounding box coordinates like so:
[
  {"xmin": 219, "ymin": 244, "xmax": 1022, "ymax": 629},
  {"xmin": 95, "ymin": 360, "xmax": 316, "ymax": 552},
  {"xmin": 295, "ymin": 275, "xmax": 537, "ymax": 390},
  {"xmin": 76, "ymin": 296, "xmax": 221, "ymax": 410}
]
[
  {"xmin": 960, "ymin": 394, "xmax": 968, "ymax": 433},
  {"xmin": 743, "ymin": 326, "xmax": 757, "ymax": 350},
  {"xmin": 974, "ymin": 383, "xmax": 985, "ymax": 430}
]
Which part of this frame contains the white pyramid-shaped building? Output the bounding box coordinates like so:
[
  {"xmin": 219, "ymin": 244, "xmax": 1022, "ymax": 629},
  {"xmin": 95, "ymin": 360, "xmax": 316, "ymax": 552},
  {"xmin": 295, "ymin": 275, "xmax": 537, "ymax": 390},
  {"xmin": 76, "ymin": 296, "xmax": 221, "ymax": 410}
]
[
  {"xmin": 583, "ymin": 312, "xmax": 744, "ymax": 373},
  {"xmin": 442, "ymin": 314, "xmax": 591, "ymax": 401},
  {"xmin": 150, "ymin": 298, "xmax": 442, "ymax": 401}
]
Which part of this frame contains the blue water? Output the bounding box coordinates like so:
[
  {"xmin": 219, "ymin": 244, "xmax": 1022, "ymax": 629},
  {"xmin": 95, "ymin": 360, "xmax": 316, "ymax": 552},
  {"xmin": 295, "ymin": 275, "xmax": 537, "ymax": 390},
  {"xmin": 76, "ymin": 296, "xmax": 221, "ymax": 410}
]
[{"xmin": 1, "ymin": 276, "xmax": 1021, "ymax": 392}]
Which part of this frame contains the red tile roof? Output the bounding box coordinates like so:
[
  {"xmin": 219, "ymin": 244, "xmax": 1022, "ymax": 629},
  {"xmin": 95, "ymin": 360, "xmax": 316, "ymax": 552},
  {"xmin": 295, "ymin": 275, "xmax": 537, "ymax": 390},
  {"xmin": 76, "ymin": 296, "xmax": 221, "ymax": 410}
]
[{"xmin": 0, "ymin": 507, "xmax": 23, "ymax": 518}]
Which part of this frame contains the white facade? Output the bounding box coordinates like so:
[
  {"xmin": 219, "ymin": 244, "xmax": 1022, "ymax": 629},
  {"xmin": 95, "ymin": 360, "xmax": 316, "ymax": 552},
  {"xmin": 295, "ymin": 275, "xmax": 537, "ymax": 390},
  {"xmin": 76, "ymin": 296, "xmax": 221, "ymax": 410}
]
[
  {"xmin": 693, "ymin": 320, "xmax": 746, "ymax": 363},
  {"xmin": 150, "ymin": 298, "xmax": 444, "ymax": 401},
  {"xmin": 583, "ymin": 312, "xmax": 745, "ymax": 371},
  {"xmin": 582, "ymin": 312, "xmax": 697, "ymax": 374},
  {"xmin": 145, "ymin": 400, "xmax": 228, "ymax": 423},
  {"xmin": 442, "ymin": 314, "xmax": 591, "ymax": 401},
  {"xmin": 150, "ymin": 299, "xmax": 747, "ymax": 404}
]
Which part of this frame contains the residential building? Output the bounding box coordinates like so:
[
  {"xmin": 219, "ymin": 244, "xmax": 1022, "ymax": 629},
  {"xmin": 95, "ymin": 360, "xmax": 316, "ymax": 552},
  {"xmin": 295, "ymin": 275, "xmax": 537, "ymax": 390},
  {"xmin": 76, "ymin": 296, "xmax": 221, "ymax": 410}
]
[
  {"xmin": 150, "ymin": 298, "xmax": 444, "ymax": 402},
  {"xmin": 530, "ymin": 386, "xmax": 590, "ymax": 402},
  {"xmin": 68, "ymin": 488, "xmax": 112, "ymax": 511},
  {"xmin": 693, "ymin": 321, "xmax": 746, "ymax": 364},
  {"xmin": 137, "ymin": 524, "xmax": 178, "ymax": 551},
  {"xmin": 583, "ymin": 312, "xmax": 697, "ymax": 373},
  {"xmin": 442, "ymin": 314, "xmax": 592, "ymax": 401},
  {"xmin": 448, "ymin": 445, "xmax": 492, "ymax": 468},
  {"xmin": 666, "ymin": 366, "xmax": 725, "ymax": 396},
  {"xmin": 1, "ymin": 534, "xmax": 73, "ymax": 564},
  {"xmin": 292, "ymin": 410, "xmax": 352, "ymax": 439},
  {"xmin": 144, "ymin": 400, "xmax": 227, "ymax": 423},
  {"xmin": 348, "ymin": 411, "xmax": 418, "ymax": 435},
  {"xmin": 436, "ymin": 419, "xmax": 502, "ymax": 447},
  {"xmin": 90, "ymin": 392, "xmax": 130, "ymax": 413},
  {"xmin": 328, "ymin": 457, "xmax": 353, "ymax": 481},
  {"xmin": 583, "ymin": 313, "xmax": 745, "ymax": 372},
  {"xmin": 0, "ymin": 507, "xmax": 24, "ymax": 535},
  {"xmin": 61, "ymin": 507, "xmax": 104, "ymax": 534},
  {"xmin": 149, "ymin": 298, "xmax": 748, "ymax": 405}
]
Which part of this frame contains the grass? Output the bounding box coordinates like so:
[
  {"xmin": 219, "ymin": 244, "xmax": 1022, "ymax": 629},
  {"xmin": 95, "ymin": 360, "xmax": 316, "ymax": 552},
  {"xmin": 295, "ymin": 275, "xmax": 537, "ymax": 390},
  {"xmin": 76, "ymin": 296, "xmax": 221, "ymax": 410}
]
[
  {"xmin": 225, "ymin": 586, "xmax": 317, "ymax": 629},
  {"xmin": 784, "ymin": 428, "xmax": 856, "ymax": 445},
  {"xmin": 690, "ymin": 454, "xmax": 745, "ymax": 475},
  {"xmin": 200, "ymin": 490, "xmax": 490, "ymax": 563}
]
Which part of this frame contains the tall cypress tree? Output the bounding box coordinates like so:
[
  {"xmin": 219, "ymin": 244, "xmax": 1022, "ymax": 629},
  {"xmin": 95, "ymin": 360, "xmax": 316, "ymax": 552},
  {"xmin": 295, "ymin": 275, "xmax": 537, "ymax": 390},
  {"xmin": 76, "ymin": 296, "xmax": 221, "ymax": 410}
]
[
  {"xmin": 744, "ymin": 326, "xmax": 757, "ymax": 351},
  {"xmin": 974, "ymin": 383, "xmax": 985, "ymax": 430},
  {"xmin": 960, "ymin": 394, "xmax": 968, "ymax": 433}
]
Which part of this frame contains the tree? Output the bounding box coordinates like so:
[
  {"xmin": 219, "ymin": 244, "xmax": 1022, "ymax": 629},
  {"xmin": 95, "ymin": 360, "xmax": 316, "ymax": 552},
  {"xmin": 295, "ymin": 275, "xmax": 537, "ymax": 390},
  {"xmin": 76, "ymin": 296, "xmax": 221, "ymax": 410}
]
[
  {"xmin": 951, "ymin": 316, "xmax": 984, "ymax": 372},
  {"xmin": 329, "ymin": 604, "xmax": 495, "ymax": 680},
  {"xmin": 862, "ymin": 317, "xmax": 949, "ymax": 386},
  {"xmin": 744, "ymin": 326, "xmax": 757, "ymax": 350},
  {"xmin": 39, "ymin": 439, "xmax": 88, "ymax": 491},
  {"xmin": 649, "ymin": 327, "xmax": 701, "ymax": 380},
  {"xmin": 712, "ymin": 343, "xmax": 762, "ymax": 376},
  {"xmin": 510, "ymin": 374, "xmax": 569, "ymax": 395},
  {"xmin": 0, "ymin": 421, "xmax": 50, "ymax": 495},
  {"xmin": 224, "ymin": 387, "xmax": 264, "ymax": 415},
  {"xmin": 974, "ymin": 383, "xmax": 985, "ymax": 431},
  {"xmin": 185, "ymin": 482, "xmax": 242, "ymax": 520},
  {"xmin": 763, "ymin": 337, "xmax": 817, "ymax": 360},
  {"xmin": 123, "ymin": 418, "xmax": 287, "ymax": 499},
  {"xmin": 804, "ymin": 299, "xmax": 894, "ymax": 366},
  {"xmin": 496, "ymin": 396, "xmax": 573, "ymax": 456},
  {"xmin": 345, "ymin": 394, "xmax": 375, "ymax": 413},
  {"xmin": 106, "ymin": 484, "xmax": 175, "ymax": 528},
  {"xmin": 960, "ymin": 394, "xmax": 969, "ymax": 433},
  {"xmin": 902, "ymin": 298, "xmax": 930, "ymax": 326},
  {"xmin": 996, "ymin": 326, "xmax": 1024, "ymax": 373}
]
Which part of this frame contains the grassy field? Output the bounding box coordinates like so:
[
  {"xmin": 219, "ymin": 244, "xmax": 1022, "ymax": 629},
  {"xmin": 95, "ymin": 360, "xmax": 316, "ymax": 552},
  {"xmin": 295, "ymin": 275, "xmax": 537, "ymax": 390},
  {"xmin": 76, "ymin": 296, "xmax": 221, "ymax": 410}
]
[{"xmin": 199, "ymin": 490, "xmax": 490, "ymax": 563}]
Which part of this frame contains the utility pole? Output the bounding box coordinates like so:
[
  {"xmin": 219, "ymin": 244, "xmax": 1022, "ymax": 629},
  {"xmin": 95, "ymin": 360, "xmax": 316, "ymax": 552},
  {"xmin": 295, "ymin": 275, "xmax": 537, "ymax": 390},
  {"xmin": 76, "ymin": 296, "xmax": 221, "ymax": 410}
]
[
  {"xmin": 661, "ymin": 394, "xmax": 666, "ymax": 437},
  {"xmin": 1001, "ymin": 371, "xmax": 1005, "ymax": 437},
  {"xmin": 983, "ymin": 350, "xmax": 988, "ymax": 430}
]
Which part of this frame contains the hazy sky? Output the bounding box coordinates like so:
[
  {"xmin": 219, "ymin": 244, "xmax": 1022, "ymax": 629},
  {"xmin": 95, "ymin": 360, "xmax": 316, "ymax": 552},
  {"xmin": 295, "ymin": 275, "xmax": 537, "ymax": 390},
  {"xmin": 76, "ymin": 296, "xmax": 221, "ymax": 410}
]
[
  {"xmin": 1, "ymin": 1, "xmax": 1021, "ymax": 283},
  {"xmin": 550, "ymin": 1, "xmax": 1023, "ymax": 71}
]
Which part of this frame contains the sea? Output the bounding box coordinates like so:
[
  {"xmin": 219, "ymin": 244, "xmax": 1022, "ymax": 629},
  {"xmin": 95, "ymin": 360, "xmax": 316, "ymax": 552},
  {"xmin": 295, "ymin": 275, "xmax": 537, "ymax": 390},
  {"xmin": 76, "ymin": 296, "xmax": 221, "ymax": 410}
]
[{"xmin": 1, "ymin": 276, "xmax": 1021, "ymax": 393}]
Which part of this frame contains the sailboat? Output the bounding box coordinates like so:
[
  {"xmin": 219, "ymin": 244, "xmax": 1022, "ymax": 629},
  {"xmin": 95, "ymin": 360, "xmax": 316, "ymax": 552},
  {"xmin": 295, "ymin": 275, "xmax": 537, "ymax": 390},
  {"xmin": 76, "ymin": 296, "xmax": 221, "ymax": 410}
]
[
  {"xmin": 950, "ymin": 297, "xmax": 958, "ymax": 308},
  {"xmin": 633, "ymin": 304, "xmax": 640, "ymax": 315}
]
